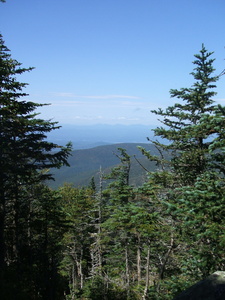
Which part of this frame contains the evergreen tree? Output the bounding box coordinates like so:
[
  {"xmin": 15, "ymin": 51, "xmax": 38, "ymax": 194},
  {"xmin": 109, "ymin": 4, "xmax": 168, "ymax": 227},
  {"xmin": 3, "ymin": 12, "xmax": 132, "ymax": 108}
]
[
  {"xmin": 140, "ymin": 45, "xmax": 225, "ymax": 297},
  {"xmin": 150, "ymin": 44, "xmax": 219, "ymax": 185},
  {"xmin": 173, "ymin": 172, "xmax": 225, "ymax": 277},
  {"xmin": 0, "ymin": 34, "xmax": 71, "ymax": 297}
]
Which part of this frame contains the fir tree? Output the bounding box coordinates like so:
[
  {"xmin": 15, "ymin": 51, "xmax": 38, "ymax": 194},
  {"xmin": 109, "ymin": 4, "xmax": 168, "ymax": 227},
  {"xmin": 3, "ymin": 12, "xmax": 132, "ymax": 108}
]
[
  {"xmin": 151, "ymin": 44, "xmax": 219, "ymax": 185},
  {"xmin": 140, "ymin": 45, "xmax": 225, "ymax": 297},
  {"xmin": 0, "ymin": 34, "xmax": 71, "ymax": 297}
]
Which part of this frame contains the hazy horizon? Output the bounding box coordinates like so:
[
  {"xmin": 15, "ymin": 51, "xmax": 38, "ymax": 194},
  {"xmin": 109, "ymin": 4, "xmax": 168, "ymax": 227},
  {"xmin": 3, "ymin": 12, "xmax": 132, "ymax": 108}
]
[{"xmin": 47, "ymin": 123, "xmax": 155, "ymax": 149}]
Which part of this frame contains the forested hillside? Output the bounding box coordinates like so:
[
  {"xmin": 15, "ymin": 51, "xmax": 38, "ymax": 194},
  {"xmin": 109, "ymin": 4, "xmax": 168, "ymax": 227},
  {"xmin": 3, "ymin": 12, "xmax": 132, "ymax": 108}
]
[
  {"xmin": 1, "ymin": 29, "xmax": 225, "ymax": 300},
  {"xmin": 49, "ymin": 143, "xmax": 163, "ymax": 189}
]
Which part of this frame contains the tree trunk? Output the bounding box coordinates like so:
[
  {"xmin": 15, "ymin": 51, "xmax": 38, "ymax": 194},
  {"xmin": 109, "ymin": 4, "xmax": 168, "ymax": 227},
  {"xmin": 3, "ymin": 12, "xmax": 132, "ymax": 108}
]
[
  {"xmin": 159, "ymin": 232, "xmax": 174, "ymax": 281},
  {"xmin": 78, "ymin": 249, "xmax": 84, "ymax": 289},
  {"xmin": 137, "ymin": 235, "xmax": 141, "ymax": 285},
  {"xmin": 125, "ymin": 245, "xmax": 130, "ymax": 297},
  {"xmin": 142, "ymin": 245, "xmax": 150, "ymax": 300}
]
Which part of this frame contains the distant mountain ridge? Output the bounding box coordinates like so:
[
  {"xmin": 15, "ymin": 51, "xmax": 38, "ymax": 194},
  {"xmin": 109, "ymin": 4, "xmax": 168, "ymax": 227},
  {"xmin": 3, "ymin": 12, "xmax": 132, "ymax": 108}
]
[
  {"xmin": 47, "ymin": 124, "xmax": 155, "ymax": 149},
  {"xmin": 49, "ymin": 143, "xmax": 160, "ymax": 189}
]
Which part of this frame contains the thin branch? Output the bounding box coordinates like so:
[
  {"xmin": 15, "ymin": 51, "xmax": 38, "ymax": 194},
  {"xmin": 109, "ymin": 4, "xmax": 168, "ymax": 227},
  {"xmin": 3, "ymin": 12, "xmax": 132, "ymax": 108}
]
[{"xmin": 133, "ymin": 155, "xmax": 150, "ymax": 173}]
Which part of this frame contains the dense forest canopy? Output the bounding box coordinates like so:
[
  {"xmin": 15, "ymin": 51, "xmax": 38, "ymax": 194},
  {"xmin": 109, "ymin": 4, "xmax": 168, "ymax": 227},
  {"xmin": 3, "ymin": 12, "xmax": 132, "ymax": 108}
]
[{"xmin": 1, "ymin": 20, "xmax": 225, "ymax": 300}]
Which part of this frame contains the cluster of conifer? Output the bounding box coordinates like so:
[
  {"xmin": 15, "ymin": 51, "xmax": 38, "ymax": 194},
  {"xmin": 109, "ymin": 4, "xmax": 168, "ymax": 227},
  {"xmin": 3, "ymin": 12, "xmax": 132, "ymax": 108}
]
[{"xmin": 1, "ymin": 27, "xmax": 225, "ymax": 299}]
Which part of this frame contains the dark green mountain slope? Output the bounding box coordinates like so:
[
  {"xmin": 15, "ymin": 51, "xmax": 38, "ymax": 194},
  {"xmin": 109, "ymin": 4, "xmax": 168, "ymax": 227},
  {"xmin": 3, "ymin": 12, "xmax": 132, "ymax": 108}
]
[{"xmin": 49, "ymin": 143, "xmax": 162, "ymax": 189}]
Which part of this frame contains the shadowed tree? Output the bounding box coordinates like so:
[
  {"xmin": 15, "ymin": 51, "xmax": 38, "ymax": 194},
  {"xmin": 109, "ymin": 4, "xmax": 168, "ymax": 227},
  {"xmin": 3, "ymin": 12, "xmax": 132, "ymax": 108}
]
[{"xmin": 0, "ymin": 34, "xmax": 71, "ymax": 298}]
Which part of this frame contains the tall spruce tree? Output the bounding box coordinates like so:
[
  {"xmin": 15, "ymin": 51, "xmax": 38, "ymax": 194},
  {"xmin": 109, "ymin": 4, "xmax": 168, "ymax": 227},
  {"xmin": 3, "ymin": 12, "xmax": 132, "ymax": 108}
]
[
  {"xmin": 140, "ymin": 45, "xmax": 225, "ymax": 296},
  {"xmin": 150, "ymin": 44, "xmax": 219, "ymax": 185},
  {"xmin": 0, "ymin": 34, "xmax": 71, "ymax": 296}
]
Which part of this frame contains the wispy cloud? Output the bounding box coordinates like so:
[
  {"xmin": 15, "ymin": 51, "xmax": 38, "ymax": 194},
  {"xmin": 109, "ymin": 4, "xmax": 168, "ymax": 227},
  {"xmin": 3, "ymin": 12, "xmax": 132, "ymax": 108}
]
[
  {"xmin": 70, "ymin": 115, "xmax": 141, "ymax": 122},
  {"xmin": 50, "ymin": 100, "xmax": 150, "ymax": 108},
  {"xmin": 52, "ymin": 92, "xmax": 141, "ymax": 100}
]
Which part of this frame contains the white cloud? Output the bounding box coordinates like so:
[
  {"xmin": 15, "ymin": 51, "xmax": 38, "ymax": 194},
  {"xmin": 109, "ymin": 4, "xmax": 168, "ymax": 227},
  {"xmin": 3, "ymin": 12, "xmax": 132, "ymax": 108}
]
[
  {"xmin": 53, "ymin": 92, "xmax": 75, "ymax": 97},
  {"xmin": 51, "ymin": 101, "xmax": 84, "ymax": 106},
  {"xmin": 52, "ymin": 92, "xmax": 141, "ymax": 100},
  {"xmin": 35, "ymin": 92, "xmax": 161, "ymax": 126}
]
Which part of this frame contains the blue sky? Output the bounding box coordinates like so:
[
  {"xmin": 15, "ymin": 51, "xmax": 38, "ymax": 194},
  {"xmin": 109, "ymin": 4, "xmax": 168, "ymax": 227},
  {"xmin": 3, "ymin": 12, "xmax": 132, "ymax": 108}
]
[{"xmin": 1, "ymin": 0, "xmax": 225, "ymax": 126}]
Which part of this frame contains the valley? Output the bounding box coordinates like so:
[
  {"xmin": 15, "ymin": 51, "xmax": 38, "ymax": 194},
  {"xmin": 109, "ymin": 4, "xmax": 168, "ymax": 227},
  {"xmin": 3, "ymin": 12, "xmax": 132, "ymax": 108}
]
[{"xmin": 49, "ymin": 142, "xmax": 160, "ymax": 189}]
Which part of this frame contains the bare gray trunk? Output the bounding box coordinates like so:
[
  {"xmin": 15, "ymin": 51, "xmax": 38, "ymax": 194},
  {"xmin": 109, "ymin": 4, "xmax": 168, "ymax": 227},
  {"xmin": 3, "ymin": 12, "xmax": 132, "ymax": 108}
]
[{"xmin": 142, "ymin": 245, "xmax": 150, "ymax": 300}]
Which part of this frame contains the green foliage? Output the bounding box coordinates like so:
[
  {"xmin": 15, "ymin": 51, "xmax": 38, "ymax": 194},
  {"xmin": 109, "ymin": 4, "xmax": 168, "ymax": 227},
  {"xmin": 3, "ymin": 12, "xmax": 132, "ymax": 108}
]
[
  {"xmin": 170, "ymin": 172, "xmax": 225, "ymax": 276},
  {"xmin": 0, "ymin": 34, "xmax": 71, "ymax": 299},
  {"xmin": 80, "ymin": 276, "xmax": 131, "ymax": 300},
  {"xmin": 2, "ymin": 29, "xmax": 225, "ymax": 299},
  {"xmin": 151, "ymin": 45, "xmax": 219, "ymax": 186},
  {"xmin": 89, "ymin": 176, "xmax": 96, "ymax": 192},
  {"xmin": 137, "ymin": 44, "xmax": 225, "ymax": 298},
  {"xmin": 58, "ymin": 184, "xmax": 97, "ymax": 297},
  {"xmin": 54, "ymin": 45, "xmax": 225, "ymax": 299},
  {"xmin": 147, "ymin": 275, "xmax": 194, "ymax": 300}
]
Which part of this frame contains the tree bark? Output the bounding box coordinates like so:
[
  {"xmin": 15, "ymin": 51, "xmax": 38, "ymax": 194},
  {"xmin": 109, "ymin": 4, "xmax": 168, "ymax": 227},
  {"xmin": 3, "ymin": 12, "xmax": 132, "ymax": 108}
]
[
  {"xmin": 137, "ymin": 235, "xmax": 141, "ymax": 285},
  {"xmin": 142, "ymin": 245, "xmax": 150, "ymax": 300},
  {"xmin": 125, "ymin": 245, "xmax": 130, "ymax": 297},
  {"xmin": 159, "ymin": 232, "xmax": 174, "ymax": 280}
]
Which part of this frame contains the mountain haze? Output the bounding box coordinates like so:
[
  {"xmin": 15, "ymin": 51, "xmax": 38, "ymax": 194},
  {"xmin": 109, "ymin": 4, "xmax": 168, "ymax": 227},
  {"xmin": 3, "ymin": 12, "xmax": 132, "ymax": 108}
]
[{"xmin": 47, "ymin": 124, "xmax": 155, "ymax": 149}]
